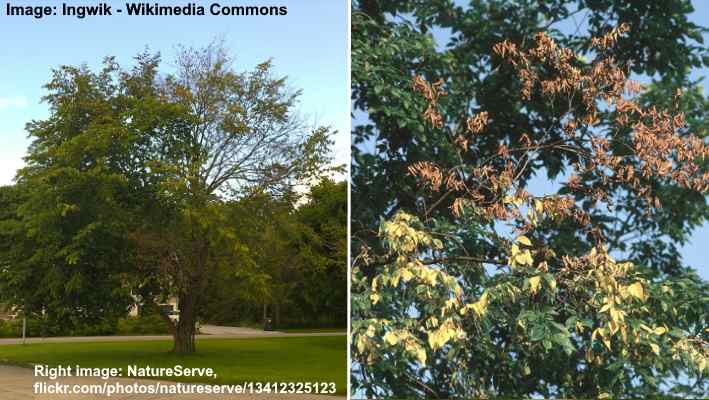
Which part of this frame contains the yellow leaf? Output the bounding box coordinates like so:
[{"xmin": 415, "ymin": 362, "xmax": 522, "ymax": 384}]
[
  {"xmin": 653, "ymin": 326, "xmax": 667, "ymax": 335},
  {"xmin": 609, "ymin": 320, "xmax": 619, "ymax": 335},
  {"xmin": 516, "ymin": 235, "xmax": 532, "ymax": 246},
  {"xmin": 576, "ymin": 321, "xmax": 585, "ymax": 334},
  {"xmin": 444, "ymin": 298, "xmax": 459, "ymax": 311},
  {"xmin": 427, "ymin": 331, "xmax": 437, "ymax": 348},
  {"xmin": 510, "ymin": 243, "xmax": 520, "ymax": 256},
  {"xmin": 356, "ymin": 335, "xmax": 367, "ymax": 353},
  {"xmin": 548, "ymin": 277, "xmax": 557, "ymax": 291},
  {"xmin": 609, "ymin": 307, "xmax": 624, "ymax": 324},
  {"xmin": 534, "ymin": 199, "xmax": 544, "ymax": 215},
  {"xmin": 627, "ymin": 282, "xmax": 645, "ymax": 302},
  {"xmin": 598, "ymin": 393, "xmax": 611, "ymax": 399},
  {"xmin": 593, "ymin": 327, "xmax": 611, "ymax": 350},
  {"xmin": 471, "ymin": 292, "xmax": 489, "ymax": 317},
  {"xmin": 415, "ymin": 347, "xmax": 427, "ymax": 364},
  {"xmin": 405, "ymin": 341, "xmax": 427, "ymax": 364},
  {"xmin": 428, "ymin": 324, "xmax": 458, "ymax": 350},
  {"xmin": 528, "ymin": 276, "xmax": 542, "ymax": 295},
  {"xmin": 400, "ymin": 268, "xmax": 414, "ymax": 282},
  {"xmin": 602, "ymin": 336, "xmax": 612, "ymax": 351},
  {"xmin": 516, "ymin": 250, "xmax": 534, "ymax": 266},
  {"xmin": 528, "ymin": 208, "xmax": 538, "ymax": 226},
  {"xmin": 383, "ymin": 331, "xmax": 399, "ymax": 346},
  {"xmin": 391, "ymin": 273, "xmax": 401, "ymax": 287},
  {"xmin": 371, "ymin": 276, "xmax": 380, "ymax": 292},
  {"xmin": 650, "ymin": 343, "xmax": 660, "ymax": 356},
  {"xmin": 419, "ymin": 267, "xmax": 437, "ymax": 285},
  {"xmin": 370, "ymin": 293, "xmax": 380, "ymax": 304},
  {"xmin": 537, "ymin": 261, "xmax": 549, "ymax": 272},
  {"xmin": 512, "ymin": 195, "xmax": 524, "ymax": 207},
  {"xmin": 471, "ymin": 302, "xmax": 485, "ymax": 317},
  {"xmin": 592, "ymin": 328, "xmax": 601, "ymax": 342}
]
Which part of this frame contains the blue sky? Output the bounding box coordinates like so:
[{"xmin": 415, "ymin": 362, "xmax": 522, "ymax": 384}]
[
  {"xmin": 0, "ymin": 0, "xmax": 349, "ymax": 184},
  {"xmin": 549, "ymin": 2, "xmax": 709, "ymax": 280},
  {"xmin": 682, "ymin": 2, "xmax": 709, "ymax": 280}
]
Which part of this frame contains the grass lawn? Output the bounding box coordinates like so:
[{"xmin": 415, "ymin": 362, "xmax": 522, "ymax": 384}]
[{"xmin": 0, "ymin": 336, "xmax": 346, "ymax": 395}]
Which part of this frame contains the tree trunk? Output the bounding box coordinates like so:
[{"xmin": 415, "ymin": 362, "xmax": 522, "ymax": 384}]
[
  {"xmin": 172, "ymin": 293, "xmax": 197, "ymax": 354},
  {"xmin": 274, "ymin": 301, "xmax": 281, "ymax": 329}
]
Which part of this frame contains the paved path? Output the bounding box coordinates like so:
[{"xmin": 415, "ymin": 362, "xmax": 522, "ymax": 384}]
[
  {"xmin": 0, "ymin": 365, "xmax": 345, "ymax": 399},
  {"xmin": 0, "ymin": 327, "xmax": 345, "ymax": 346},
  {"xmin": 198, "ymin": 325, "xmax": 284, "ymax": 336}
]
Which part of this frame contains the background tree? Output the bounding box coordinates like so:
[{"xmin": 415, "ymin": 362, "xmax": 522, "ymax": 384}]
[
  {"xmin": 352, "ymin": 6, "xmax": 709, "ymax": 398},
  {"xmin": 293, "ymin": 179, "xmax": 348, "ymax": 326},
  {"xmin": 201, "ymin": 179, "xmax": 347, "ymax": 329},
  {"xmin": 199, "ymin": 192, "xmax": 287, "ymax": 327},
  {"xmin": 0, "ymin": 58, "xmax": 139, "ymax": 333},
  {"xmin": 3, "ymin": 43, "xmax": 334, "ymax": 354}
]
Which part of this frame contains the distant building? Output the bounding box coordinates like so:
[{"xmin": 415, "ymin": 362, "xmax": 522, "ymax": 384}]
[
  {"xmin": 0, "ymin": 296, "xmax": 179, "ymax": 322},
  {"xmin": 0, "ymin": 303, "xmax": 18, "ymax": 320},
  {"xmin": 128, "ymin": 295, "xmax": 179, "ymax": 322}
]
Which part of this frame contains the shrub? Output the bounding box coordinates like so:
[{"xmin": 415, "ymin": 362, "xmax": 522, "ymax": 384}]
[
  {"xmin": 116, "ymin": 314, "xmax": 171, "ymax": 335},
  {"xmin": 0, "ymin": 319, "xmax": 20, "ymax": 338}
]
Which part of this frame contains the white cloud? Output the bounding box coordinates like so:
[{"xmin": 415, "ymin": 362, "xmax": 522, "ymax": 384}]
[
  {"xmin": 0, "ymin": 131, "xmax": 30, "ymax": 185},
  {"xmin": 0, "ymin": 158, "xmax": 23, "ymax": 186},
  {"xmin": 0, "ymin": 96, "xmax": 29, "ymax": 110}
]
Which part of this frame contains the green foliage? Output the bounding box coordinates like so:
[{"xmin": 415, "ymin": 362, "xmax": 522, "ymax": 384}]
[
  {"xmin": 294, "ymin": 179, "xmax": 348, "ymax": 327},
  {"xmin": 353, "ymin": 213, "xmax": 709, "ymax": 399},
  {"xmin": 201, "ymin": 179, "xmax": 347, "ymax": 329},
  {"xmin": 0, "ymin": 320, "xmax": 19, "ymax": 338},
  {"xmin": 0, "ymin": 42, "xmax": 337, "ymax": 352},
  {"xmin": 115, "ymin": 315, "xmax": 171, "ymax": 336},
  {"xmin": 0, "ymin": 315, "xmax": 170, "ymax": 338}
]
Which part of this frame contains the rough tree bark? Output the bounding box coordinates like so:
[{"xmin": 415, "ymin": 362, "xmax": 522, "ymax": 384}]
[
  {"xmin": 274, "ymin": 301, "xmax": 281, "ymax": 329},
  {"xmin": 173, "ymin": 293, "xmax": 197, "ymax": 354}
]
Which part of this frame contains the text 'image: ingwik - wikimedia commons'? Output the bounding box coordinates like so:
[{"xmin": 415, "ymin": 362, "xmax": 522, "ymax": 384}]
[
  {"xmin": 0, "ymin": 1, "xmax": 348, "ymax": 399},
  {"xmin": 2, "ymin": 1, "xmax": 709, "ymax": 400}
]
